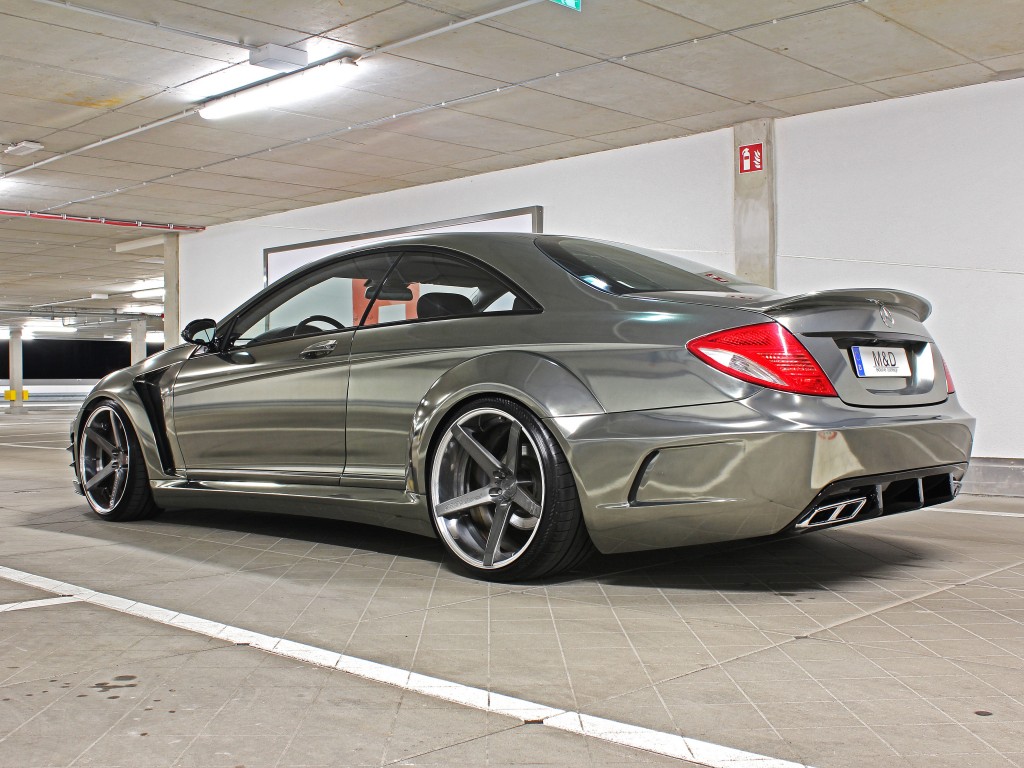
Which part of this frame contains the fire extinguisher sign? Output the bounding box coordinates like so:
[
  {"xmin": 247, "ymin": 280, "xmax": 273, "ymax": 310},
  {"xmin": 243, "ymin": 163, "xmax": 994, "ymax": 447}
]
[{"xmin": 738, "ymin": 142, "xmax": 763, "ymax": 174}]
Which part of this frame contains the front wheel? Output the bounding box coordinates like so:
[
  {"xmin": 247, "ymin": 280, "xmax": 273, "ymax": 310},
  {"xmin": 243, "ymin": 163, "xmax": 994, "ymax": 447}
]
[
  {"xmin": 428, "ymin": 397, "xmax": 593, "ymax": 581},
  {"xmin": 77, "ymin": 400, "xmax": 159, "ymax": 522}
]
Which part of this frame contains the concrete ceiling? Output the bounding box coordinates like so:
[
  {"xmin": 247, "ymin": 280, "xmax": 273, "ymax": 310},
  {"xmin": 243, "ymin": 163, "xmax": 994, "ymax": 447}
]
[{"xmin": 1, "ymin": 0, "xmax": 1023, "ymax": 333}]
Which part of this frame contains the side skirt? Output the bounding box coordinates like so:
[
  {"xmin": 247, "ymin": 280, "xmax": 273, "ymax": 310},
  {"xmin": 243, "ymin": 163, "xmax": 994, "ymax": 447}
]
[{"xmin": 150, "ymin": 480, "xmax": 434, "ymax": 538}]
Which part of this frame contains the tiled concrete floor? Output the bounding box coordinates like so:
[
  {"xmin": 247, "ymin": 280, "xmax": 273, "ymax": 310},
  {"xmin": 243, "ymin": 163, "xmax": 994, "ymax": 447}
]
[{"xmin": 2, "ymin": 405, "xmax": 1023, "ymax": 767}]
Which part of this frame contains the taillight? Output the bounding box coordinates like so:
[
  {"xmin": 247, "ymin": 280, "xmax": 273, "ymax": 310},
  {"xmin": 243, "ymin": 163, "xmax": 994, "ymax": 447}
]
[
  {"xmin": 686, "ymin": 322, "xmax": 837, "ymax": 397},
  {"xmin": 943, "ymin": 358, "xmax": 955, "ymax": 394}
]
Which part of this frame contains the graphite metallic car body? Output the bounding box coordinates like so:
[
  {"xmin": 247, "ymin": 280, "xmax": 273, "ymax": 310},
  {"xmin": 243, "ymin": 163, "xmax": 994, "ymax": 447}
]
[{"xmin": 71, "ymin": 233, "xmax": 975, "ymax": 578}]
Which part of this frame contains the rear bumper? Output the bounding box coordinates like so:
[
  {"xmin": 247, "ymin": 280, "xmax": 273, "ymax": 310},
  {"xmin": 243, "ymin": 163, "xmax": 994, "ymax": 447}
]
[
  {"xmin": 786, "ymin": 463, "xmax": 966, "ymax": 532},
  {"xmin": 547, "ymin": 390, "xmax": 975, "ymax": 554}
]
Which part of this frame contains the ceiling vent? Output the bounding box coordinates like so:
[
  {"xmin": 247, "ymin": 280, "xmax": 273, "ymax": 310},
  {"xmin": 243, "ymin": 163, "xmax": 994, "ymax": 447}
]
[
  {"xmin": 249, "ymin": 44, "xmax": 308, "ymax": 72},
  {"xmin": 4, "ymin": 141, "xmax": 44, "ymax": 156}
]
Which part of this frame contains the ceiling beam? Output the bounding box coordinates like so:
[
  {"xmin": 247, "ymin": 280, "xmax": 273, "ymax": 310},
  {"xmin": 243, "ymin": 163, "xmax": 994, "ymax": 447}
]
[{"xmin": 114, "ymin": 235, "xmax": 170, "ymax": 253}]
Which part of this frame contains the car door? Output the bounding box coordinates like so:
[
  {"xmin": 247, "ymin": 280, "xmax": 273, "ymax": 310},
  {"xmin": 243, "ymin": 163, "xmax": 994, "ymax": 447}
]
[
  {"xmin": 345, "ymin": 248, "xmax": 536, "ymax": 486},
  {"xmin": 170, "ymin": 250, "xmax": 398, "ymax": 482}
]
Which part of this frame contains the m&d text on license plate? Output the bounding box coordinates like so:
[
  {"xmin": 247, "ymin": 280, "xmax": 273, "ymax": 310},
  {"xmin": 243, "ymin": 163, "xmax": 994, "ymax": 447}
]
[{"xmin": 851, "ymin": 346, "xmax": 911, "ymax": 377}]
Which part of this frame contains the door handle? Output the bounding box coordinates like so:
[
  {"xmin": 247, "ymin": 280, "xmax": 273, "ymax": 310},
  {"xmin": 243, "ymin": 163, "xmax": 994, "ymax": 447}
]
[{"xmin": 300, "ymin": 339, "xmax": 338, "ymax": 359}]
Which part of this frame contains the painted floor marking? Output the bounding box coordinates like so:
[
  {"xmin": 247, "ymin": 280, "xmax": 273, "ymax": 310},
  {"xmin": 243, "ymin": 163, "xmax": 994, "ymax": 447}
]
[
  {"xmin": 0, "ymin": 564, "xmax": 810, "ymax": 768},
  {"xmin": 0, "ymin": 420, "xmax": 76, "ymax": 426},
  {"xmin": 0, "ymin": 443, "xmax": 66, "ymax": 451},
  {"xmin": 937, "ymin": 508, "xmax": 1024, "ymax": 518},
  {"xmin": 0, "ymin": 596, "xmax": 80, "ymax": 613}
]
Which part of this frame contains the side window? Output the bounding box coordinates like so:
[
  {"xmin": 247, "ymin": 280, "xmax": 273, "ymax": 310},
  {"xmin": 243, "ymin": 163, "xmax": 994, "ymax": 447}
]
[
  {"xmin": 360, "ymin": 251, "xmax": 529, "ymax": 327},
  {"xmin": 229, "ymin": 252, "xmax": 397, "ymax": 349}
]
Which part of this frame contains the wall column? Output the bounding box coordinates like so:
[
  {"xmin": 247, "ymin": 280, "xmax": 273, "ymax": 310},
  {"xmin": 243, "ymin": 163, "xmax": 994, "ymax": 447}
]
[
  {"xmin": 163, "ymin": 233, "xmax": 180, "ymax": 350},
  {"xmin": 733, "ymin": 119, "xmax": 777, "ymax": 288},
  {"xmin": 130, "ymin": 318, "xmax": 148, "ymax": 364},
  {"xmin": 8, "ymin": 328, "xmax": 24, "ymax": 412}
]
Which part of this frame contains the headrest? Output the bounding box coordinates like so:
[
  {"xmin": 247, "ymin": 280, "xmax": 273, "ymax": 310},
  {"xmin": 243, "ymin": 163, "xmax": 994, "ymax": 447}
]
[{"xmin": 417, "ymin": 292, "xmax": 473, "ymax": 319}]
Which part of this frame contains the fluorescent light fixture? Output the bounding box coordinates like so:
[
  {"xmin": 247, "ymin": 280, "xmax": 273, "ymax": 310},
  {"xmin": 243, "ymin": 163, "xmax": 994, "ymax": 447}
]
[
  {"xmin": 181, "ymin": 63, "xmax": 279, "ymax": 100},
  {"xmin": 91, "ymin": 293, "xmax": 109, "ymax": 300},
  {"xmin": 132, "ymin": 288, "xmax": 165, "ymax": 299},
  {"xmin": 145, "ymin": 331, "xmax": 165, "ymax": 343},
  {"xmin": 199, "ymin": 57, "xmax": 358, "ymax": 120},
  {"xmin": 24, "ymin": 320, "xmax": 77, "ymax": 334},
  {"xmin": 4, "ymin": 140, "xmax": 44, "ymax": 156},
  {"xmin": 128, "ymin": 278, "xmax": 163, "ymax": 292},
  {"xmin": 123, "ymin": 304, "xmax": 164, "ymax": 315}
]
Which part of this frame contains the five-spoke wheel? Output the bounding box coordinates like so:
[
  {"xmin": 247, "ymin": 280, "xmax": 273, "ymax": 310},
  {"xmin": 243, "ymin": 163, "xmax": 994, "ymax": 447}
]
[
  {"xmin": 428, "ymin": 398, "xmax": 592, "ymax": 580},
  {"xmin": 77, "ymin": 400, "xmax": 159, "ymax": 521},
  {"xmin": 79, "ymin": 405, "xmax": 131, "ymax": 514}
]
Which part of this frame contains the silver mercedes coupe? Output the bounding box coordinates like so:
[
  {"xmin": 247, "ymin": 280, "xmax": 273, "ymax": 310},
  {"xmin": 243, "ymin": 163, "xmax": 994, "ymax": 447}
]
[{"xmin": 71, "ymin": 233, "xmax": 975, "ymax": 580}]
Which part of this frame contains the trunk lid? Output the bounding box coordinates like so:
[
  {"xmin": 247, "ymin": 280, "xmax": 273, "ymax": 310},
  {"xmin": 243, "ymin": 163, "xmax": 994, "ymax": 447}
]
[{"xmin": 635, "ymin": 288, "xmax": 949, "ymax": 407}]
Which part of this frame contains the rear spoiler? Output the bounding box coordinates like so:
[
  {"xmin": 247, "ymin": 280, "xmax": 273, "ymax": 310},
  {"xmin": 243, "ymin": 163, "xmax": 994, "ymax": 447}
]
[{"xmin": 755, "ymin": 289, "xmax": 931, "ymax": 322}]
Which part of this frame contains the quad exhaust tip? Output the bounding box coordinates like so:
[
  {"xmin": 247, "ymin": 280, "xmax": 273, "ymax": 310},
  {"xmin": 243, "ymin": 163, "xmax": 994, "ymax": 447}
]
[{"xmin": 795, "ymin": 497, "xmax": 868, "ymax": 529}]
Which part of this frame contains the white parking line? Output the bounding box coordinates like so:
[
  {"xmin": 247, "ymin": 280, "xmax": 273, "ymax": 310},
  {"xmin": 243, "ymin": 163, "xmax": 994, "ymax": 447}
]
[
  {"xmin": 0, "ymin": 443, "xmax": 66, "ymax": 450},
  {"xmin": 937, "ymin": 508, "xmax": 1024, "ymax": 518},
  {"xmin": 0, "ymin": 596, "xmax": 81, "ymax": 612},
  {"xmin": 0, "ymin": 419, "xmax": 75, "ymax": 425},
  {"xmin": 0, "ymin": 564, "xmax": 810, "ymax": 768}
]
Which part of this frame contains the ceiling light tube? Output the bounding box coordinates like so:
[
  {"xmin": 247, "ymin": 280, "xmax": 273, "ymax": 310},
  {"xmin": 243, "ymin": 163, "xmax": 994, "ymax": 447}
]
[
  {"xmin": 199, "ymin": 57, "xmax": 359, "ymax": 120},
  {"xmin": 24, "ymin": 322, "xmax": 77, "ymax": 334},
  {"xmin": 131, "ymin": 288, "xmax": 166, "ymax": 299},
  {"xmin": 122, "ymin": 304, "xmax": 165, "ymax": 315}
]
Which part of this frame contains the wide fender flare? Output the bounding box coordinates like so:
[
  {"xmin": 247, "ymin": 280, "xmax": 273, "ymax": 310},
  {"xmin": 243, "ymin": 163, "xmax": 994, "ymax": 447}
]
[
  {"xmin": 74, "ymin": 364, "xmax": 180, "ymax": 483},
  {"xmin": 408, "ymin": 351, "xmax": 604, "ymax": 494}
]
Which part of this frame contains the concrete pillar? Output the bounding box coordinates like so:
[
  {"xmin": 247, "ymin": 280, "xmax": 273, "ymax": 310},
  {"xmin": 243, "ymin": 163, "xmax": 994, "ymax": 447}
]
[
  {"xmin": 8, "ymin": 328, "xmax": 23, "ymax": 412},
  {"xmin": 130, "ymin": 318, "xmax": 148, "ymax": 364},
  {"xmin": 163, "ymin": 233, "xmax": 180, "ymax": 350},
  {"xmin": 733, "ymin": 119, "xmax": 777, "ymax": 288}
]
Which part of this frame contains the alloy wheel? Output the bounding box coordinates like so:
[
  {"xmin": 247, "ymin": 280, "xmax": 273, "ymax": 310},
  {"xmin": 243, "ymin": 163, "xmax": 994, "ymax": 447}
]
[
  {"xmin": 430, "ymin": 407, "xmax": 545, "ymax": 570},
  {"xmin": 79, "ymin": 405, "xmax": 131, "ymax": 514}
]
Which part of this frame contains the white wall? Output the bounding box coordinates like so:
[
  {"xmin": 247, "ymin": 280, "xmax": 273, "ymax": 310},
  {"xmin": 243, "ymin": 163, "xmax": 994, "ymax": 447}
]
[
  {"xmin": 180, "ymin": 128, "xmax": 735, "ymax": 327},
  {"xmin": 180, "ymin": 77, "xmax": 1023, "ymax": 458},
  {"xmin": 775, "ymin": 77, "xmax": 1024, "ymax": 458}
]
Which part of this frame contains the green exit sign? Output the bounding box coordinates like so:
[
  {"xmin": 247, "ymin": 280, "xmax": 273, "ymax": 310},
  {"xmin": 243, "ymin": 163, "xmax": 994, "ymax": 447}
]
[{"xmin": 549, "ymin": 0, "xmax": 581, "ymax": 9}]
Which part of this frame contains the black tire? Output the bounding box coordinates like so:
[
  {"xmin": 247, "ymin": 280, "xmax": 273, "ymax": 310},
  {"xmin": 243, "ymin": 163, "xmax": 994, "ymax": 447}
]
[
  {"xmin": 77, "ymin": 399, "xmax": 160, "ymax": 522},
  {"xmin": 427, "ymin": 396, "xmax": 593, "ymax": 581}
]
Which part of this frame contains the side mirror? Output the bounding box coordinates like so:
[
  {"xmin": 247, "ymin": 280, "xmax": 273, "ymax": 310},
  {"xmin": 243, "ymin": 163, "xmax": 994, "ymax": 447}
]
[{"xmin": 181, "ymin": 318, "xmax": 217, "ymax": 345}]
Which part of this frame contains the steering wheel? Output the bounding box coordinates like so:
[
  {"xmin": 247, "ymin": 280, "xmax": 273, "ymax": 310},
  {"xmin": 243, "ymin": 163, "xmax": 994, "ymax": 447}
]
[{"xmin": 292, "ymin": 314, "xmax": 345, "ymax": 335}]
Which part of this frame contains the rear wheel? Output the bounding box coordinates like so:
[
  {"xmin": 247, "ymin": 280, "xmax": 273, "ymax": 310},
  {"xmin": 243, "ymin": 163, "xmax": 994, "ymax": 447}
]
[
  {"xmin": 428, "ymin": 397, "xmax": 593, "ymax": 581},
  {"xmin": 77, "ymin": 400, "xmax": 159, "ymax": 522}
]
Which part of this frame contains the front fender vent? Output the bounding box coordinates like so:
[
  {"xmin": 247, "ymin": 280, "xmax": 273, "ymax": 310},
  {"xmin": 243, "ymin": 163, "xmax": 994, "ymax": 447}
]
[{"xmin": 133, "ymin": 371, "xmax": 176, "ymax": 475}]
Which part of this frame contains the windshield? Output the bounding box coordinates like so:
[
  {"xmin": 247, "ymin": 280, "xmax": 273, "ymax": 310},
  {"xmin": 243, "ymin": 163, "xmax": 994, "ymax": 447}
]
[{"xmin": 535, "ymin": 236, "xmax": 776, "ymax": 296}]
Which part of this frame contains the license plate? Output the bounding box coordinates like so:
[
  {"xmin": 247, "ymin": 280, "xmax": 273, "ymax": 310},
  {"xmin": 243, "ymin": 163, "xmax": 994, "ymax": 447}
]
[{"xmin": 851, "ymin": 346, "xmax": 911, "ymax": 377}]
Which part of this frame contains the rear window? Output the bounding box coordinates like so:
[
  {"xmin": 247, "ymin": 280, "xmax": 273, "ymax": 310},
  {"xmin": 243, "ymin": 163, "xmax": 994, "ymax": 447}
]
[{"xmin": 535, "ymin": 236, "xmax": 772, "ymax": 296}]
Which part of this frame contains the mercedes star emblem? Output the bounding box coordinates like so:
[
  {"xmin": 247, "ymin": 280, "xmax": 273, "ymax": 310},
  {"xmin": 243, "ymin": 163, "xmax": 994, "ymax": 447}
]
[{"xmin": 879, "ymin": 304, "xmax": 895, "ymax": 328}]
